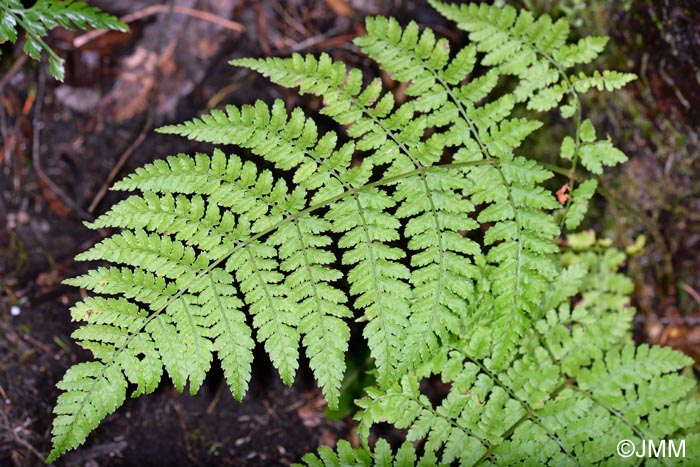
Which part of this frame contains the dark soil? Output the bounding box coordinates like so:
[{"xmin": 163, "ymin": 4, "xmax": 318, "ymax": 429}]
[
  {"xmin": 1, "ymin": 0, "xmax": 699, "ymax": 466},
  {"xmin": 607, "ymin": 0, "xmax": 700, "ymax": 357}
]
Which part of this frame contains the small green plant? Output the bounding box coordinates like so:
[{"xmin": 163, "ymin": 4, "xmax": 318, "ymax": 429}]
[
  {"xmin": 0, "ymin": 0, "xmax": 126, "ymax": 81},
  {"xmin": 48, "ymin": 1, "xmax": 699, "ymax": 464}
]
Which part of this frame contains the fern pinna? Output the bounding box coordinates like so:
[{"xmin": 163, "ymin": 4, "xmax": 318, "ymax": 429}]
[{"xmin": 49, "ymin": 1, "xmax": 699, "ymax": 464}]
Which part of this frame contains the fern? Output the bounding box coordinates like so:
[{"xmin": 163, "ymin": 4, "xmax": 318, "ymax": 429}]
[
  {"xmin": 354, "ymin": 248, "xmax": 700, "ymax": 465},
  {"xmin": 48, "ymin": 1, "xmax": 699, "ymax": 464},
  {"xmin": 0, "ymin": 0, "xmax": 126, "ymax": 80}
]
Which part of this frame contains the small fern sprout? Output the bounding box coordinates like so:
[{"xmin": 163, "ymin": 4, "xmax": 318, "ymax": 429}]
[{"xmin": 48, "ymin": 1, "xmax": 699, "ymax": 465}]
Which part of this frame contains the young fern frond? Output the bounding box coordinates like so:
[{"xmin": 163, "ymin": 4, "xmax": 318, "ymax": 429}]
[{"xmin": 49, "ymin": 2, "xmax": 698, "ymax": 464}]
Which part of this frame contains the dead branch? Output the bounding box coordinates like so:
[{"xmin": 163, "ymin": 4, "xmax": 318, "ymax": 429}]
[{"xmin": 73, "ymin": 4, "xmax": 244, "ymax": 49}]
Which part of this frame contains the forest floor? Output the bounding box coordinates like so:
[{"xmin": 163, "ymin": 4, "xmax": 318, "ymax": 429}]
[{"xmin": 0, "ymin": 0, "xmax": 699, "ymax": 466}]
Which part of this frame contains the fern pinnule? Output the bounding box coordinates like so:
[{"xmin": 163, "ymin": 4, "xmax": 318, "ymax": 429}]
[{"xmin": 294, "ymin": 439, "xmax": 439, "ymax": 467}]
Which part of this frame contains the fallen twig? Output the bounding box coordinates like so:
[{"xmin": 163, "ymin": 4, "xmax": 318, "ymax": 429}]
[
  {"xmin": 289, "ymin": 28, "xmax": 355, "ymax": 53},
  {"xmin": 681, "ymin": 282, "xmax": 700, "ymax": 309},
  {"xmin": 31, "ymin": 68, "xmax": 93, "ymax": 220},
  {"xmin": 73, "ymin": 4, "xmax": 244, "ymax": 49},
  {"xmin": 87, "ymin": 113, "xmax": 152, "ymax": 214},
  {"xmin": 205, "ymin": 379, "xmax": 226, "ymax": 415},
  {"xmin": 88, "ymin": 6, "xmax": 180, "ymax": 214},
  {"xmin": 63, "ymin": 440, "xmax": 128, "ymax": 465},
  {"xmin": 0, "ymin": 406, "xmax": 44, "ymax": 463},
  {"xmin": 21, "ymin": 334, "xmax": 53, "ymax": 355},
  {"xmin": 0, "ymin": 54, "xmax": 28, "ymax": 91},
  {"xmin": 634, "ymin": 314, "xmax": 700, "ymax": 325}
]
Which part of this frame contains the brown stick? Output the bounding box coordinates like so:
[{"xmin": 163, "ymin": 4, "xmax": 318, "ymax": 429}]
[
  {"xmin": 73, "ymin": 4, "xmax": 244, "ymax": 48},
  {"xmin": 681, "ymin": 282, "xmax": 700, "ymax": 309},
  {"xmin": 87, "ymin": 113, "xmax": 151, "ymax": 214},
  {"xmin": 31, "ymin": 67, "xmax": 92, "ymax": 220},
  {"xmin": 88, "ymin": 17, "xmax": 178, "ymax": 214},
  {"xmin": 0, "ymin": 54, "xmax": 28, "ymax": 91}
]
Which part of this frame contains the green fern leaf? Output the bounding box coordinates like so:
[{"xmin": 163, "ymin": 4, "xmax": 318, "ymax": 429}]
[
  {"xmin": 24, "ymin": 0, "xmax": 126, "ymax": 32},
  {"xmin": 428, "ymin": 0, "xmax": 635, "ymax": 111},
  {"xmin": 554, "ymin": 36, "xmax": 609, "ymax": 68},
  {"xmin": 327, "ymin": 188, "xmax": 411, "ymax": 385},
  {"xmin": 571, "ymin": 70, "xmax": 637, "ymax": 93},
  {"xmin": 161, "ymin": 105, "xmax": 355, "ymax": 402},
  {"xmin": 579, "ymin": 139, "xmax": 628, "ymax": 175},
  {"xmin": 564, "ymin": 179, "xmax": 597, "ymax": 230},
  {"xmin": 198, "ymin": 271, "xmax": 254, "ymax": 400},
  {"xmin": 228, "ymin": 240, "xmax": 300, "ymax": 385},
  {"xmin": 268, "ymin": 215, "xmax": 351, "ymax": 407},
  {"xmin": 0, "ymin": 7, "xmax": 19, "ymax": 43},
  {"xmin": 233, "ymin": 54, "xmax": 417, "ymax": 384}
]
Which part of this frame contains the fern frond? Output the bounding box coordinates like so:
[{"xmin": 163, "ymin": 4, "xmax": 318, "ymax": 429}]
[
  {"xmin": 427, "ymin": 0, "xmax": 568, "ymax": 103},
  {"xmin": 570, "ymin": 70, "xmax": 637, "ymax": 93},
  {"xmin": 165, "ymin": 296, "xmax": 213, "ymax": 392},
  {"xmin": 241, "ymin": 18, "xmax": 559, "ymax": 371},
  {"xmin": 353, "ymin": 17, "xmax": 493, "ymax": 369},
  {"xmin": 50, "ymin": 302, "xmax": 162, "ymax": 461},
  {"xmin": 160, "ymin": 98, "xmax": 360, "ymax": 207},
  {"xmin": 160, "ymin": 102, "xmax": 366, "ymax": 399},
  {"xmin": 20, "ymin": 0, "xmax": 125, "ymax": 31},
  {"xmin": 394, "ymin": 167, "xmax": 482, "ymax": 369},
  {"xmin": 563, "ymin": 179, "xmax": 597, "ymax": 230},
  {"xmin": 159, "ymin": 100, "xmax": 329, "ymax": 179},
  {"xmin": 65, "ymin": 266, "xmax": 176, "ymax": 311},
  {"xmin": 326, "ymin": 188, "xmax": 411, "ymax": 386},
  {"xmin": 198, "ymin": 270, "xmax": 254, "ymax": 399},
  {"xmin": 357, "ymin": 248, "xmax": 700, "ymax": 466},
  {"xmin": 74, "ymin": 229, "xmax": 207, "ymax": 280},
  {"xmin": 51, "ymin": 149, "xmax": 303, "ymax": 459},
  {"xmin": 357, "ymin": 14, "xmax": 562, "ymax": 367},
  {"xmin": 232, "ymin": 54, "xmax": 402, "ymax": 158},
  {"xmin": 466, "ymin": 155, "xmax": 560, "ymax": 365},
  {"xmin": 87, "ymin": 191, "xmax": 233, "ymax": 253},
  {"xmin": 50, "ymin": 2, "xmax": 691, "ymax": 464},
  {"xmin": 0, "ymin": 5, "xmax": 20, "ymax": 43},
  {"xmin": 429, "ymin": 0, "xmax": 635, "ymax": 109}
]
